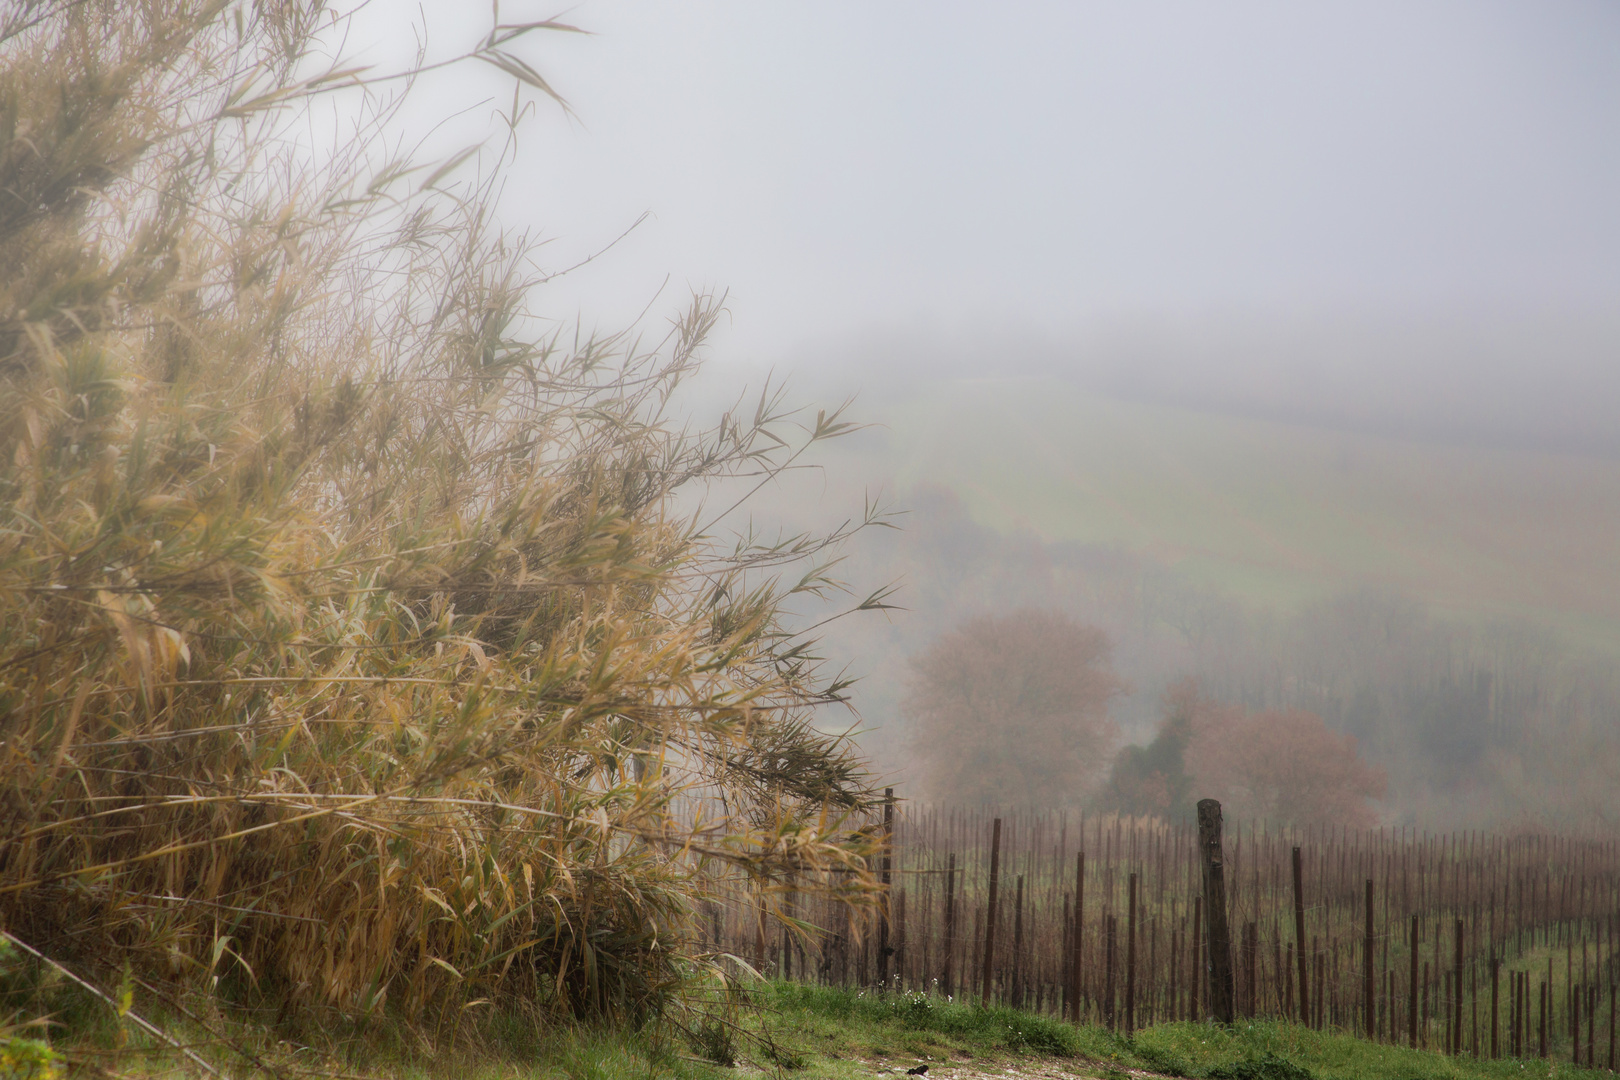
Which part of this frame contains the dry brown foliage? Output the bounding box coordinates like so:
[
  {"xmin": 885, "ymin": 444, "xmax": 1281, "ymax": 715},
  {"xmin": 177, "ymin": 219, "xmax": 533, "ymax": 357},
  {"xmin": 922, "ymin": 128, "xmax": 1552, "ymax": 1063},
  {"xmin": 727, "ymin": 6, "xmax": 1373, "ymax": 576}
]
[
  {"xmin": 902, "ymin": 609, "xmax": 1124, "ymax": 804},
  {"xmin": 1186, "ymin": 704, "xmax": 1388, "ymax": 830},
  {"xmin": 0, "ymin": 0, "xmax": 886, "ymax": 1037}
]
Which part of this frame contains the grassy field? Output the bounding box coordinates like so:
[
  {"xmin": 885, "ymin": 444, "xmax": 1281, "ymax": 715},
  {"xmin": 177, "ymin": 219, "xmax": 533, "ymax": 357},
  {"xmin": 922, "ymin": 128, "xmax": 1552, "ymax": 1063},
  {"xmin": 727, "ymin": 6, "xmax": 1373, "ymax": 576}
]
[
  {"xmin": 736, "ymin": 982, "xmax": 1607, "ymax": 1080},
  {"xmin": 36, "ymin": 980, "xmax": 1610, "ymax": 1080},
  {"xmin": 878, "ymin": 377, "xmax": 1620, "ymax": 645}
]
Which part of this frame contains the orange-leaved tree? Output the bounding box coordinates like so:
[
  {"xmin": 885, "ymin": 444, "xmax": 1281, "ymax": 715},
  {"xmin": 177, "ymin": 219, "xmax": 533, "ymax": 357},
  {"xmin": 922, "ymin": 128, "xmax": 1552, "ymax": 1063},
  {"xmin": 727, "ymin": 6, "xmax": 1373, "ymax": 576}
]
[
  {"xmin": 1186, "ymin": 706, "xmax": 1387, "ymax": 830},
  {"xmin": 903, "ymin": 609, "xmax": 1123, "ymax": 804}
]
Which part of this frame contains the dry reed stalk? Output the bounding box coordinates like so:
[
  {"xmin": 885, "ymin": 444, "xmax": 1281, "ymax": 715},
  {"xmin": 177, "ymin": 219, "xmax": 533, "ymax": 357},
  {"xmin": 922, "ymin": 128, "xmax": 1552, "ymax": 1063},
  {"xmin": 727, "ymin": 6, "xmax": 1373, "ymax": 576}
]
[{"xmin": 0, "ymin": 0, "xmax": 892, "ymax": 1041}]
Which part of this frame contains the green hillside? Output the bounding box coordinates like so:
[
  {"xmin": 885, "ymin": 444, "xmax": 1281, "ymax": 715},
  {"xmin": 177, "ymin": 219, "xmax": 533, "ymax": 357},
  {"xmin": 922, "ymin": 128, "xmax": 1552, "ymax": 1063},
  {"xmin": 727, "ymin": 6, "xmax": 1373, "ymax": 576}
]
[{"xmin": 882, "ymin": 377, "xmax": 1620, "ymax": 646}]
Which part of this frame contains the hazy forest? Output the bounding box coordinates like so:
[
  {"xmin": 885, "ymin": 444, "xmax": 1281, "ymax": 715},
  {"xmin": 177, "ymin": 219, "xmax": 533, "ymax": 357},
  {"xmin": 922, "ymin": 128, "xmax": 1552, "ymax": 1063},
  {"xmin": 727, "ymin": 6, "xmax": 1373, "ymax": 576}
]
[
  {"xmin": 4, "ymin": 2, "xmax": 1620, "ymax": 1078},
  {"xmin": 822, "ymin": 477, "xmax": 1620, "ymax": 828}
]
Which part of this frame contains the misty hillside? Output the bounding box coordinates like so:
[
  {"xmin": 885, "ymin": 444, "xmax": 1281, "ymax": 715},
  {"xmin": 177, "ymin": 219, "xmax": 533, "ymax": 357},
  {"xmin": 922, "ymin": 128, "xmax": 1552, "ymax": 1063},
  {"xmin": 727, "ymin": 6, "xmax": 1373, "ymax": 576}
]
[
  {"xmin": 883, "ymin": 376, "xmax": 1620, "ymax": 635},
  {"xmin": 773, "ymin": 358, "xmax": 1620, "ymax": 829}
]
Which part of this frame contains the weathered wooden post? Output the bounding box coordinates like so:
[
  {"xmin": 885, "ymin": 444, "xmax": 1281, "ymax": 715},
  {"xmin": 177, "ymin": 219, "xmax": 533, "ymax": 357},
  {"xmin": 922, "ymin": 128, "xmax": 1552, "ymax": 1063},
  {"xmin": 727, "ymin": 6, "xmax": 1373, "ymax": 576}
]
[
  {"xmin": 1293, "ymin": 846, "xmax": 1310, "ymax": 1028},
  {"xmin": 1608, "ymin": 981, "xmax": 1615, "ymax": 1070},
  {"xmin": 1490, "ymin": 956, "xmax": 1500, "ymax": 1058},
  {"xmin": 1608, "ymin": 981, "xmax": 1615, "ymax": 1071},
  {"xmin": 1364, "ymin": 879, "xmax": 1376, "ymax": 1037},
  {"xmin": 1012, "ymin": 875, "xmax": 1026, "ymax": 1009},
  {"xmin": 1105, "ymin": 914, "xmax": 1118, "ymax": 1029},
  {"xmin": 981, "ymin": 817, "xmax": 1002, "ymax": 1007},
  {"xmin": 1125, "ymin": 872, "xmax": 1138, "ymax": 1034},
  {"xmin": 782, "ymin": 877, "xmax": 795, "ymax": 981},
  {"xmin": 1245, "ymin": 921, "xmax": 1258, "ymax": 1018},
  {"xmin": 1069, "ymin": 850, "xmax": 1085, "ymax": 1022},
  {"xmin": 1191, "ymin": 894, "xmax": 1202, "ymax": 1021},
  {"xmin": 1574, "ymin": 982, "xmax": 1583, "ymax": 1066},
  {"xmin": 1196, "ymin": 798, "xmax": 1235, "ymax": 1023},
  {"xmin": 1409, "ymin": 914, "xmax": 1420, "ymax": 1048},
  {"xmin": 942, "ymin": 852, "xmax": 957, "ymax": 997},
  {"xmin": 1541, "ymin": 979, "xmax": 1548, "ymax": 1058},
  {"xmin": 1453, "ymin": 917, "xmax": 1465, "ymax": 1056},
  {"xmin": 877, "ymin": 788, "xmax": 894, "ymax": 987}
]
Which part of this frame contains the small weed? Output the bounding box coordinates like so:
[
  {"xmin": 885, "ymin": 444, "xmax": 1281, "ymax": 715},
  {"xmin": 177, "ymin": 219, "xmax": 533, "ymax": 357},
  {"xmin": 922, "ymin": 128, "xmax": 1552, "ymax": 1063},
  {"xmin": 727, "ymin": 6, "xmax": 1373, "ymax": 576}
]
[
  {"xmin": 0, "ymin": 1036, "xmax": 64, "ymax": 1080},
  {"xmin": 897, "ymin": 991, "xmax": 935, "ymax": 1029}
]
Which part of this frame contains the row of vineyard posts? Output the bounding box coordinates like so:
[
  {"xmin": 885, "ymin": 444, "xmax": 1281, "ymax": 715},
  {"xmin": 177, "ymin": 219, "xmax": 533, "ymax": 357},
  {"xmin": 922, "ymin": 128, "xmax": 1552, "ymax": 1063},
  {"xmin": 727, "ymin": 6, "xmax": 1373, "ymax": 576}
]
[{"xmin": 704, "ymin": 794, "xmax": 1620, "ymax": 1067}]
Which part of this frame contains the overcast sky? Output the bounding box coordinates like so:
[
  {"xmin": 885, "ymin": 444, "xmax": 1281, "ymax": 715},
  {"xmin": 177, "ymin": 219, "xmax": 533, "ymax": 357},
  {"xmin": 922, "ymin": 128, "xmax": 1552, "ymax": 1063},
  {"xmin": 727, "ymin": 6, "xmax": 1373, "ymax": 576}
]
[{"xmin": 346, "ymin": 1, "xmax": 1620, "ymax": 376}]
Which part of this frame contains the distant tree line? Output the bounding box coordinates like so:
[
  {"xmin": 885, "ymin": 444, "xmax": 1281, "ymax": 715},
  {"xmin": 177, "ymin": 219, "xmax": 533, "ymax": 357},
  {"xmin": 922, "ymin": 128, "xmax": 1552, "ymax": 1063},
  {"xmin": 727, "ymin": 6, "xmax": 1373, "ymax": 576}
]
[{"xmin": 851, "ymin": 487, "xmax": 1620, "ymax": 827}]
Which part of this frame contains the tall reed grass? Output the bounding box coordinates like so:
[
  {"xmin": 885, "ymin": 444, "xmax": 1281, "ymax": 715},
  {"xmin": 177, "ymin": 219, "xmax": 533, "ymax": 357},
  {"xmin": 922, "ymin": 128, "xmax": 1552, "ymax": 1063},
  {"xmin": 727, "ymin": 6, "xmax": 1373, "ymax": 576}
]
[{"xmin": 0, "ymin": 0, "xmax": 885, "ymax": 1039}]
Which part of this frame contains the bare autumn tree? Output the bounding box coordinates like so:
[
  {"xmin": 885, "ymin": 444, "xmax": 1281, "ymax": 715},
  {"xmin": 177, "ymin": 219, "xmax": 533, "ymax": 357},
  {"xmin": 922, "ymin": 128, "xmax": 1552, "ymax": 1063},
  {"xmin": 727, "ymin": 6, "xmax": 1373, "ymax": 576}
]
[
  {"xmin": 1186, "ymin": 706, "xmax": 1387, "ymax": 830},
  {"xmin": 903, "ymin": 610, "xmax": 1123, "ymax": 804}
]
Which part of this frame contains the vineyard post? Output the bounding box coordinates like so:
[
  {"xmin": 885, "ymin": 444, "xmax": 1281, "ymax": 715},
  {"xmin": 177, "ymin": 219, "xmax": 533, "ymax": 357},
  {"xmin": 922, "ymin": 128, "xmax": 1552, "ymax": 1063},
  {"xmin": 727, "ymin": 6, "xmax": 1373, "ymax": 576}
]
[
  {"xmin": 1524, "ymin": 971, "xmax": 1531, "ymax": 1058},
  {"xmin": 1105, "ymin": 915, "xmax": 1118, "ymax": 1029},
  {"xmin": 1454, "ymin": 918, "xmax": 1464, "ymax": 1055},
  {"xmin": 1246, "ymin": 922, "xmax": 1258, "ymax": 1018},
  {"xmin": 1294, "ymin": 846, "xmax": 1311, "ymax": 1028},
  {"xmin": 896, "ymin": 888, "xmax": 908, "ymax": 990},
  {"xmin": 877, "ymin": 789, "xmax": 894, "ymax": 988},
  {"xmin": 1471, "ymin": 966, "xmax": 1479, "ymax": 1060},
  {"xmin": 1012, "ymin": 876, "xmax": 1025, "ymax": 1009},
  {"xmin": 980, "ymin": 817, "xmax": 1002, "ymax": 1007},
  {"xmin": 1514, "ymin": 971, "xmax": 1521, "ymax": 1057},
  {"xmin": 1315, "ymin": 945, "xmax": 1324, "ymax": 1030},
  {"xmin": 1126, "ymin": 872, "xmax": 1138, "ymax": 1034},
  {"xmin": 782, "ymin": 877, "xmax": 794, "ymax": 981},
  {"xmin": 1540, "ymin": 979, "xmax": 1548, "ymax": 1058},
  {"xmin": 942, "ymin": 853, "xmax": 957, "ymax": 997},
  {"xmin": 1574, "ymin": 982, "xmax": 1583, "ymax": 1066},
  {"xmin": 1070, "ymin": 851, "xmax": 1085, "ymax": 1022},
  {"xmin": 1409, "ymin": 914, "xmax": 1420, "ymax": 1048},
  {"xmin": 1364, "ymin": 878, "xmax": 1375, "ymax": 1037},
  {"xmin": 1490, "ymin": 956, "xmax": 1500, "ymax": 1059},
  {"xmin": 1516, "ymin": 971, "xmax": 1529, "ymax": 1055},
  {"xmin": 1191, "ymin": 895, "xmax": 1203, "ymax": 1022},
  {"xmin": 1589, "ymin": 985, "xmax": 1598, "ymax": 1068},
  {"xmin": 1197, "ymin": 799, "xmax": 1235, "ymax": 1023},
  {"xmin": 1062, "ymin": 895, "xmax": 1073, "ymax": 1017}
]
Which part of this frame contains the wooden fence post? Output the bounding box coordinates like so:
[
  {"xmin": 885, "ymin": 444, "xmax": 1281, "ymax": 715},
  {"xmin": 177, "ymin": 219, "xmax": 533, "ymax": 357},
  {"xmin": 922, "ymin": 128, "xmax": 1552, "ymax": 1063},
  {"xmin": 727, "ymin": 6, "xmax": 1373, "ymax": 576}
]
[
  {"xmin": 1070, "ymin": 850, "xmax": 1085, "ymax": 1022},
  {"xmin": 1409, "ymin": 914, "xmax": 1420, "ymax": 1048},
  {"xmin": 1191, "ymin": 895, "xmax": 1202, "ymax": 1021},
  {"xmin": 1293, "ymin": 846, "xmax": 1310, "ymax": 1028},
  {"xmin": 1105, "ymin": 913, "xmax": 1118, "ymax": 1029},
  {"xmin": 1364, "ymin": 879, "xmax": 1376, "ymax": 1037},
  {"xmin": 1453, "ymin": 917, "xmax": 1464, "ymax": 1056},
  {"xmin": 1246, "ymin": 922, "xmax": 1258, "ymax": 1019},
  {"xmin": 1540, "ymin": 979, "xmax": 1548, "ymax": 1058},
  {"xmin": 1012, "ymin": 875, "xmax": 1025, "ymax": 1009},
  {"xmin": 980, "ymin": 817, "xmax": 1002, "ymax": 1007},
  {"xmin": 1126, "ymin": 872, "xmax": 1138, "ymax": 1034},
  {"xmin": 877, "ymin": 788, "xmax": 894, "ymax": 987},
  {"xmin": 1490, "ymin": 956, "xmax": 1499, "ymax": 1058},
  {"xmin": 1196, "ymin": 799, "xmax": 1235, "ymax": 1023},
  {"xmin": 942, "ymin": 853, "xmax": 957, "ymax": 997}
]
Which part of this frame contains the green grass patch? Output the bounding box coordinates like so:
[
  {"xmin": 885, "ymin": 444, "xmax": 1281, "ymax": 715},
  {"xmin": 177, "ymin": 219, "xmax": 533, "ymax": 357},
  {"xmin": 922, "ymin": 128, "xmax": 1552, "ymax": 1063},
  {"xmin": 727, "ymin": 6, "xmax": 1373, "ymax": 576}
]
[
  {"xmin": 760, "ymin": 981, "xmax": 1082, "ymax": 1055},
  {"xmin": 23, "ymin": 976, "xmax": 1613, "ymax": 1080},
  {"xmin": 746, "ymin": 981, "xmax": 1606, "ymax": 1080}
]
